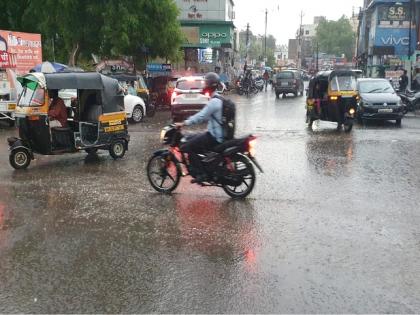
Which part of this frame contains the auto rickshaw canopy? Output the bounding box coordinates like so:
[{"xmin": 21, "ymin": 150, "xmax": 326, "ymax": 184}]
[{"xmin": 18, "ymin": 72, "xmax": 124, "ymax": 114}]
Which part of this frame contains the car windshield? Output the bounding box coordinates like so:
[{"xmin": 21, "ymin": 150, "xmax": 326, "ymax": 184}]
[
  {"xmin": 330, "ymin": 75, "xmax": 357, "ymax": 91},
  {"xmin": 359, "ymin": 80, "xmax": 394, "ymax": 93},
  {"xmin": 277, "ymin": 72, "xmax": 294, "ymax": 79},
  {"xmin": 18, "ymin": 86, "xmax": 45, "ymax": 107},
  {"xmin": 176, "ymin": 79, "xmax": 205, "ymax": 90}
]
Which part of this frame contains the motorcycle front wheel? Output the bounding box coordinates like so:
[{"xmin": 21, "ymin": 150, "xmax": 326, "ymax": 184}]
[
  {"xmin": 147, "ymin": 154, "xmax": 181, "ymax": 193},
  {"xmin": 222, "ymin": 154, "xmax": 256, "ymax": 199}
]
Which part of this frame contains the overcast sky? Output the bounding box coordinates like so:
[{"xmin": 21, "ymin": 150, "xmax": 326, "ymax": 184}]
[{"xmin": 234, "ymin": 0, "xmax": 363, "ymax": 45}]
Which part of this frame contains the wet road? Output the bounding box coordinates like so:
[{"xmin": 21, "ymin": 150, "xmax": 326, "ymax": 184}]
[{"xmin": 1, "ymin": 90, "xmax": 420, "ymax": 313}]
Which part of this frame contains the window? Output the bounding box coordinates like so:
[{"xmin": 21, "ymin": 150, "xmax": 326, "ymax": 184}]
[
  {"xmin": 330, "ymin": 75, "xmax": 357, "ymax": 91},
  {"xmin": 277, "ymin": 71, "xmax": 294, "ymax": 79},
  {"xmin": 358, "ymin": 80, "xmax": 393, "ymax": 93},
  {"xmin": 18, "ymin": 86, "xmax": 45, "ymax": 107},
  {"xmin": 176, "ymin": 80, "xmax": 205, "ymax": 90},
  {"xmin": 305, "ymin": 30, "xmax": 310, "ymax": 35}
]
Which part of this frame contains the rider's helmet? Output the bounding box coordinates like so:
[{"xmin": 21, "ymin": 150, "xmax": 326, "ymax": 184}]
[{"xmin": 204, "ymin": 72, "xmax": 220, "ymax": 90}]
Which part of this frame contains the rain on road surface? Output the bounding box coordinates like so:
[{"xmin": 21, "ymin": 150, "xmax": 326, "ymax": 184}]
[{"xmin": 1, "ymin": 90, "xmax": 420, "ymax": 313}]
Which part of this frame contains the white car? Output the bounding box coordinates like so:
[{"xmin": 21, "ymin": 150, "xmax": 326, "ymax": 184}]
[
  {"xmin": 171, "ymin": 76, "xmax": 210, "ymax": 121},
  {"xmin": 59, "ymin": 89, "xmax": 146, "ymax": 123}
]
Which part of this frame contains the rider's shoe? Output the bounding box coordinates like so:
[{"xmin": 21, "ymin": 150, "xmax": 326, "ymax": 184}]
[{"xmin": 191, "ymin": 174, "xmax": 207, "ymax": 184}]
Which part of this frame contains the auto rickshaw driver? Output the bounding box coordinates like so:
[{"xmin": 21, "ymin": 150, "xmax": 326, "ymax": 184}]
[{"xmin": 48, "ymin": 89, "xmax": 67, "ymax": 128}]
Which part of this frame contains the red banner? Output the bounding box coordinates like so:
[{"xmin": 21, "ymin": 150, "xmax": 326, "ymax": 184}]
[
  {"xmin": 0, "ymin": 30, "xmax": 42, "ymax": 74},
  {"xmin": 0, "ymin": 50, "xmax": 17, "ymax": 68}
]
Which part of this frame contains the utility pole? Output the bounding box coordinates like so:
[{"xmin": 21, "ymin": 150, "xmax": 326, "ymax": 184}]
[
  {"xmin": 316, "ymin": 41, "xmax": 319, "ymax": 72},
  {"xmin": 264, "ymin": 9, "xmax": 268, "ymax": 64},
  {"xmin": 298, "ymin": 11, "xmax": 304, "ymax": 71},
  {"xmin": 408, "ymin": 0, "xmax": 414, "ymax": 89},
  {"xmin": 245, "ymin": 23, "xmax": 250, "ymax": 71}
]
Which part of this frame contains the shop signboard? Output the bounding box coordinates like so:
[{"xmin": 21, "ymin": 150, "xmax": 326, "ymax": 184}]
[
  {"xmin": 374, "ymin": 27, "xmax": 417, "ymax": 56},
  {"xmin": 0, "ymin": 30, "xmax": 42, "ymax": 75},
  {"xmin": 199, "ymin": 25, "xmax": 232, "ymax": 47},
  {"xmin": 146, "ymin": 63, "xmax": 172, "ymax": 72},
  {"xmin": 379, "ymin": 5, "xmax": 408, "ymax": 21}
]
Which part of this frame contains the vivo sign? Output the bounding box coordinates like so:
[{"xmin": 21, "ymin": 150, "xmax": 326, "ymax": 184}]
[
  {"xmin": 375, "ymin": 27, "xmax": 416, "ymax": 56},
  {"xmin": 381, "ymin": 35, "xmax": 409, "ymax": 46}
]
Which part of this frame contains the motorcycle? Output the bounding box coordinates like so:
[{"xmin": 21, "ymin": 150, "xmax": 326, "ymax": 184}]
[
  {"xmin": 398, "ymin": 89, "xmax": 420, "ymax": 114},
  {"xmin": 254, "ymin": 76, "xmax": 265, "ymax": 92},
  {"xmin": 146, "ymin": 125, "xmax": 263, "ymax": 199}
]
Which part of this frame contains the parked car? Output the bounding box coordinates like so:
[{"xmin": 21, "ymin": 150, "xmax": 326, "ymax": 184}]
[
  {"xmin": 59, "ymin": 87, "xmax": 146, "ymax": 123},
  {"xmin": 274, "ymin": 70, "xmax": 304, "ymax": 98},
  {"xmin": 356, "ymin": 78, "xmax": 404, "ymax": 125},
  {"xmin": 170, "ymin": 76, "xmax": 210, "ymax": 121}
]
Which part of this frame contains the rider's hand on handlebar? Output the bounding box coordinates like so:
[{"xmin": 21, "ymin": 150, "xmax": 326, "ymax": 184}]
[{"xmin": 175, "ymin": 122, "xmax": 184, "ymax": 129}]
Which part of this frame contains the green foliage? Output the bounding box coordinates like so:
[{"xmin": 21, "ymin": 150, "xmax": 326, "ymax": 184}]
[
  {"xmin": 315, "ymin": 16, "xmax": 355, "ymax": 59},
  {"xmin": 239, "ymin": 30, "xmax": 276, "ymax": 66},
  {"xmin": 0, "ymin": 0, "xmax": 183, "ymax": 68}
]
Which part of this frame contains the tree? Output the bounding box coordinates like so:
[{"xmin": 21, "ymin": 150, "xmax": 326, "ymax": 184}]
[
  {"xmin": 315, "ymin": 16, "xmax": 355, "ymax": 59},
  {"xmin": 0, "ymin": 0, "xmax": 183, "ymax": 68}
]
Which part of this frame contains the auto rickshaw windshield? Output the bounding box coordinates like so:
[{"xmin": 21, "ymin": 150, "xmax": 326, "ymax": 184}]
[
  {"xmin": 18, "ymin": 85, "xmax": 45, "ymax": 107},
  {"xmin": 330, "ymin": 75, "xmax": 357, "ymax": 92}
]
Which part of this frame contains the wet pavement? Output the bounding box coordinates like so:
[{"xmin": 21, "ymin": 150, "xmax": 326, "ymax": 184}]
[{"xmin": 1, "ymin": 90, "xmax": 420, "ymax": 313}]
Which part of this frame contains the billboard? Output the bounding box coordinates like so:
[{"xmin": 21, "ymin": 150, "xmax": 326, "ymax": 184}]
[
  {"xmin": 0, "ymin": 30, "xmax": 42, "ymax": 75},
  {"xmin": 374, "ymin": 27, "xmax": 416, "ymax": 56}
]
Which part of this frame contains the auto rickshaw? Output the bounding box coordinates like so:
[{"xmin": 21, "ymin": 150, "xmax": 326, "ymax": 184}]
[
  {"xmin": 109, "ymin": 73, "xmax": 155, "ymax": 117},
  {"xmin": 8, "ymin": 72, "xmax": 130, "ymax": 169},
  {"xmin": 306, "ymin": 70, "xmax": 358, "ymax": 132}
]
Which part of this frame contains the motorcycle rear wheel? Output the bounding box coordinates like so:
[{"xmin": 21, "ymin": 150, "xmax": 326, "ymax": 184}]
[
  {"xmin": 147, "ymin": 155, "xmax": 181, "ymax": 193},
  {"xmin": 222, "ymin": 154, "xmax": 256, "ymax": 199}
]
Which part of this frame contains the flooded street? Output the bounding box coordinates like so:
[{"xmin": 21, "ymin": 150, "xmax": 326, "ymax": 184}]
[{"xmin": 1, "ymin": 91, "xmax": 420, "ymax": 313}]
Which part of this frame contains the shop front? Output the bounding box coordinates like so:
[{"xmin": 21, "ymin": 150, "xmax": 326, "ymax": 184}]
[{"xmin": 178, "ymin": 22, "xmax": 236, "ymax": 74}]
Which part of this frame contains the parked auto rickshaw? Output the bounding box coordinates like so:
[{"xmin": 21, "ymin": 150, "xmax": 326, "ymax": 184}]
[
  {"xmin": 8, "ymin": 72, "xmax": 130, "ymax": 169},
  {"xmin": 306, "ymin": 70, "xmax": 358, "ymax": 132},
  {"xmin": 148, "ymin": 75, "xmax": 179, "ymax": 108}
]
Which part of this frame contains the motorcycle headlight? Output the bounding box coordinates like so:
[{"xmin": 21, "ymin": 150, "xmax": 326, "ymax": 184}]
[
  {"xmin": 349, "ymin": 108, "xmax": 356, "ymax": 115},
  {"xmin": 160, "ymin": 129, "xmax": 166, "ymax": 142}
]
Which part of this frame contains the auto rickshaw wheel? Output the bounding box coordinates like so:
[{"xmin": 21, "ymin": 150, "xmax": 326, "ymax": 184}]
[
  {"xmin": 85, "ymin": 148, "xmax": 98, "ymax": 155},
  {"xmin": 10, "ymin": 148, "xmax": 31, "ymax": 170},
  {"xmin": 109, "ymin": 140, "xmax": 126, "ymax": 159}
]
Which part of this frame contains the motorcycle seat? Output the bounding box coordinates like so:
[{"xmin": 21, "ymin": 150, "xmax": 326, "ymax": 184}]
[{"xmin": 212, "ymin": 136, "xmax": 249, "ymax": 153}]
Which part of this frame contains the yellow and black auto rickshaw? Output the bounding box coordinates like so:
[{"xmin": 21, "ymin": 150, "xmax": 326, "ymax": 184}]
[
  {"xmin": 109, "ymin": 73, "xmax": 155, "ymax": 117},
  {"xmin": 8, "ymin": 72, "xmax": 130, "ymax": 169},
  {"xmin": 306, "ymin": 70, "xmax": 358, "ymax": 132}
]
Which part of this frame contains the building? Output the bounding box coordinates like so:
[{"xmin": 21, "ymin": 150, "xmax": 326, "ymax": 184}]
[
  {"xmin": 173, "ymin": 0, "xmax": 237, "ymax": 74},
  {"xmin": 275, "ymin": 44, "xmax": 288, "ymax": 66},
  {"xmin": 288, "ymin": 39, "xmax": 298, "ymax": 60},
  {"xmin": 356, "ymin": 0, "xmax": 419, "ymax": 80}
]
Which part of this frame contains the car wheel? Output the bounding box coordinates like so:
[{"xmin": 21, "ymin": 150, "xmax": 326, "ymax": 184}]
[
  {"xmin": 130, "ymin": 105, "xmax": 144, "ymax": 123},
  {"xmin": 276, "ymin": 93, "xmax": 280, "ymax": 99},
  {"xmin": 109, "ymin": 140, "xmax": 126, "ymax": 159},
  {"xmin": 9, "ymin": 148, "xmax": 31, "ymax": 170},
  {"xmin": 396, "ymin": 119, "xmax": 402, "ymax": 126}
]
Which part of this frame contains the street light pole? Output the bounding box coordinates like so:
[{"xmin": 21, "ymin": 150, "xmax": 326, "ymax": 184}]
[
  {"xmin": 264, "ymin": 9, "xmax": 268, "ymax": 63},
  {"xmin": 408, "ymin": 0, "xmax": 414, "ymax": 89}
]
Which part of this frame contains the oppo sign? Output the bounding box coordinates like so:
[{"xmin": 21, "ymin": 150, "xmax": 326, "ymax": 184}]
[{"xmin": 201, "ymin": 32, "xmax": 227, "ymax": 39}]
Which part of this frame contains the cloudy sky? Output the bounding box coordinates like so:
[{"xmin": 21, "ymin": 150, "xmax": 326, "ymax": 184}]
[{"xmin": 234, "ymin": 0, "xmax": 363, "ymax": 45}]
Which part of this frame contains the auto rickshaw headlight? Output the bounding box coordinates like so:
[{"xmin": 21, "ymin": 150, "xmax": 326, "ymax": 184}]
[
  {"xmin": 349, "ymin": 108, "xmax": 356, "ymax": 115},
  {"xmin": 330, "ymin": 96, "xmax": 338, "ymax": 101}
]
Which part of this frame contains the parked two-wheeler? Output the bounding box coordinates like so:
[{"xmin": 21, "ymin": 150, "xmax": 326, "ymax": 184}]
[
  {"xmin": 146, "ymin": 125, "xmax": 263, "ymax": 199},
  {"xmin": 398, "ymin": 89, "xmax": 420, "ymax": 114},
  {"xmin": 254, "ymin": 76, "xmax": 265, "ymax": 92}
]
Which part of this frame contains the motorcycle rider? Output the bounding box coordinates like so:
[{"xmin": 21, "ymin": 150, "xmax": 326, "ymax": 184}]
[{"xmin": 175, "ymin": 72, "xmax": 224, "ymax": 183}]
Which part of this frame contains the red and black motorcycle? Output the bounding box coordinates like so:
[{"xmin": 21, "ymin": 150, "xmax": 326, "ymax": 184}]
[{"xmin": 146, "ymin": 125, "xmax": 263, "ymax": 199}]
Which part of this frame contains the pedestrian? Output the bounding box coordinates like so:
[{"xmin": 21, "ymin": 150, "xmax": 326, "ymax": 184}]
[
  {"xmin": 399, "ymin": 70, "xmax": 408, "ymax": 92},
  {"xmin": 263, "ymin": 70, "xmax": 270, "ymax": 91}
]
